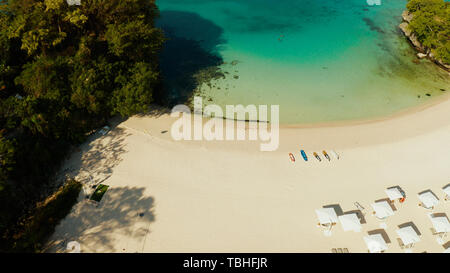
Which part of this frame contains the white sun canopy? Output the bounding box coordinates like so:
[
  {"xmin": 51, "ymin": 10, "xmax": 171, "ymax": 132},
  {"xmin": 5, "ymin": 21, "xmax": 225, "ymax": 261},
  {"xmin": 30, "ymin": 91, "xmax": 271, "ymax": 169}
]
[
  {"xmin": 418, "ymin": 191, "xmax": 439, "ymax": 209},
  {"xmin": 315, "ymin": 208, "xmax": 338, "ymax": 225},
  {"xmin": 371, "ymin": 201, "xmax": 394, "ymax": 219},
  {"xmin": 396, "ymin": 226, "xmax": 420, "ymax": 246},
  {"xmin": 443, "ymin": 185, "xmax": 450, "ymax": 197},
  {"xmin": 429, "ymin": 215, "xmax": 450, "ymax": 233},
  {"xmin": 338, "ymin": 213, "xmax": 362, "ymax": 232},
  {"xmin": 364, "ymin": 234, "xmax": 388, "ymax": 253},
  {"xmin": 385, "ymin": 187, "xmax": 403, "ymax": 201}
]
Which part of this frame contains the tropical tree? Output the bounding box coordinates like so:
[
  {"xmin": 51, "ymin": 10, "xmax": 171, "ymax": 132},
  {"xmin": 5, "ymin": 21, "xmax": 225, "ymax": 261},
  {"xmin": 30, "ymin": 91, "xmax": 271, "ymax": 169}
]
[{"xmin": 0, "ymin": 0, "xmax": 164, "ymax": 251}]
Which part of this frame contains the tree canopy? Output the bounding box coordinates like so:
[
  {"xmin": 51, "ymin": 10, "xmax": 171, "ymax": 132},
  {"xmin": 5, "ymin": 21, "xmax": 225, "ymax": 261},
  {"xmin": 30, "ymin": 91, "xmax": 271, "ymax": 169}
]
[
  {"xmin": 406, "ymin": 0, "xmax": 450, "ymax": 64},
  {"xmin": 0, "ymin": 0, "xmax": 164, "ymax": 251}
]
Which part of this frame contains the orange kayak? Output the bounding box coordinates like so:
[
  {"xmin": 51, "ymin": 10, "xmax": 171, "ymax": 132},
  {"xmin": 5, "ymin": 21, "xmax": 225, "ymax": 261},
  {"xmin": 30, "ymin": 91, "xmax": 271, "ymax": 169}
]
[{"xmin": 313, "ymin": 152, "xmax": 322, "ymax": 162}]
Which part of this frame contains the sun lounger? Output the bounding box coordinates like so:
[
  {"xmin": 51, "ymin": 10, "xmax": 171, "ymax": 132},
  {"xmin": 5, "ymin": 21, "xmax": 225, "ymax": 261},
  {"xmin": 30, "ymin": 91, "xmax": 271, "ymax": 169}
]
[
  {"xmin": 354, "ymin": 202, "xmax": 365, "ymax": 214},
  {"xmin": 397, "ymin": 238, "xmax": 405, "ymax": 249},
  {"xmin": 430, "ymin": 227, "xmax": 438, "ymax": 235}
]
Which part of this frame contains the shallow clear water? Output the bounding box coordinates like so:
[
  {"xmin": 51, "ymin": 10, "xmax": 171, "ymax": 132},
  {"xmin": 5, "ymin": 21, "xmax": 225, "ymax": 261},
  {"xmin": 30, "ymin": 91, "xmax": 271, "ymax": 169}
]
[{"xmin": 156, "ymin": 0, "xmax": 449, "ymax": 124}]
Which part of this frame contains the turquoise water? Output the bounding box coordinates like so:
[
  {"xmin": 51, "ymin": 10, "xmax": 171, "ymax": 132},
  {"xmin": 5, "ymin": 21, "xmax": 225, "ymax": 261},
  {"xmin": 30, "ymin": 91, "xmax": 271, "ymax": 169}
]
[{"xmin": 156, "ymin": 0, "xmax": 449, "ymax": 124}]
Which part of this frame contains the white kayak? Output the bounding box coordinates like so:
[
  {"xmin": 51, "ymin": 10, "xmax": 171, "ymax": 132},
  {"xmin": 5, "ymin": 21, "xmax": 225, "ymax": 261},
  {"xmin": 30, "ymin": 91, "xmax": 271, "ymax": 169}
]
[{"xmin": 330, "ymin": 150, "xmax": 340, "ymax": 160}]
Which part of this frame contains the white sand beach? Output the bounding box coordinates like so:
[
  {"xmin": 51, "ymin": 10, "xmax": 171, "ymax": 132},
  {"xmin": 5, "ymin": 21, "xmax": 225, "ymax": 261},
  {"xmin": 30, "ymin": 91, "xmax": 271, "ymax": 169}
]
[{"xmin": 47, "ymin": 93, "xmax": 450, "ymax": 253}]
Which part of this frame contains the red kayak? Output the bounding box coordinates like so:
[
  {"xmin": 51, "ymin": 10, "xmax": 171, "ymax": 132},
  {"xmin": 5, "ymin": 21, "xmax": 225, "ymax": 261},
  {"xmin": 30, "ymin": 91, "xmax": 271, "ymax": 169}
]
[{"xmin": 289, "ymin": 153, "xmax": 295, "ymax": 162}]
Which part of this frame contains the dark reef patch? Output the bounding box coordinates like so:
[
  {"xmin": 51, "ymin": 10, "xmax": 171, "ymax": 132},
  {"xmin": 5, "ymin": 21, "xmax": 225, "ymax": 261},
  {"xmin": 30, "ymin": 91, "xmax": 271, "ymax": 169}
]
[
  {"xmin": 157, "ymin": 11, "xmax": 226, "ymax": 105},
  {"xmin": 362, "ymin": 17, "xmax": 385, "ymax": 34}
]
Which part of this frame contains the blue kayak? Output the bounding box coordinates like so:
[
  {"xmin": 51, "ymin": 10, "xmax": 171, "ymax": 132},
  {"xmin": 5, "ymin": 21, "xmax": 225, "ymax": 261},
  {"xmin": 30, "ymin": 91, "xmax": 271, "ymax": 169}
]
[{"xmin": 300, "ymin": 150, "xmax": 308, "ymax": 161}]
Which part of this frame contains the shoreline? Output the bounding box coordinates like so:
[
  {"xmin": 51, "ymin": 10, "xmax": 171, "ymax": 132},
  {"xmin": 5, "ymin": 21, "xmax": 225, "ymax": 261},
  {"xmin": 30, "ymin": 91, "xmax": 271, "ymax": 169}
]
[
  {"xmin": 47, "ymin": 91, "xmax": 450, "ymax": 253},
  {"xmin": 281, "ymin": 90, "xmax": 450, "ymax": 129},
  {"xmin": 161, "ymin": 89, "xmax": 450, "ymax": 130}
]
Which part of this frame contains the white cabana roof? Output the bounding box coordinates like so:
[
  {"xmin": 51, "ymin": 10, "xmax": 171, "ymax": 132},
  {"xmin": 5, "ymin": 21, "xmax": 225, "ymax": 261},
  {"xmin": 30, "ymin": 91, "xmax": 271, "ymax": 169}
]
[
  {"xmin": 443, "ymin": 185, "xmax": 450, "ymax": 196},
  {"xmin": 396, "ymin": 226, "xmax": 420, "ymax": 246},
  {"xmin": 371, "ymin": 201, "xmax": 394, "ymax": 219},
  {"xmin": 364, "ymin": 234, "xmax": 388, "ymax": 253},
  {"xmin": 418, "ymin": 191, "xmax": 439, "ymax": 209},
  {"xmin": 315, "ymin": 208, "xmax": 338, "ymax": 225},
  {"xmin": 338, "ymin": 213, "xmax": 362, "ymax": 232},
  {"xmin": 385, "ymin": 187, "xmax": 403, "ymax": 200},
  {"xmin": 429, "ymin": 215, "xmax": 450, "ymax": 233}
]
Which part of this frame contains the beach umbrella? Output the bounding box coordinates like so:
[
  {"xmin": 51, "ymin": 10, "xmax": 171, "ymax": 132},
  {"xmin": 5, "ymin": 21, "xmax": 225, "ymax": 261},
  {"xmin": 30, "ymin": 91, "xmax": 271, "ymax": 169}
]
[
  {"xmin": 371, "ymin": 201, "xmax": 394, "ymax": 219},
  {"xmin": 315, "ymin": 208, "xmax": 338, "ymax": 226},
  {"xmin": 66, "ymin": 241, "xmax": 81, "ymax": 253},
  {"xmin": 429, "ymin": 215, "xmax": 450, "ymax": 234},
  {"xmin": 385, "ymin": 187, "xmax": 403, "ymax": 201},
  {"xmin": 396, "ymin": 226, "xmax": 420, "ymax": 246},
  {"xmin": 418, "ymin": 191, "xmax": 439, "ymax": 209},
  {"xmin": 364, "ymin": 234, "xmax": 388, "ymax": 253},
  {"xmin": 338, "ymin": 213, "xmax": 362, "ymax": 232}
]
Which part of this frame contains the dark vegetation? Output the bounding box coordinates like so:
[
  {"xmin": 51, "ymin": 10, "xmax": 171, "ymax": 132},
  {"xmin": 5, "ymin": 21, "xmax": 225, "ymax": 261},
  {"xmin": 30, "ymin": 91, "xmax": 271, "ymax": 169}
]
[
  {"xmin": 406, "ymin": 0, "xmax": 450, "ymax": 64},
  {"xmin": 8, "ymin": 179, "xmax": 82, "ymax": 252},
  {"xmin": 0, "ymin": 0, "xmax": 164, "ymax": 252}
]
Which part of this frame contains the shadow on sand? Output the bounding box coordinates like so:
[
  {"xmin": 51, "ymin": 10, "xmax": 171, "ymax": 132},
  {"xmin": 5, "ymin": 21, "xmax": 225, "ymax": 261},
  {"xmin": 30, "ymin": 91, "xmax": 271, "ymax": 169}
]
[
  {"xmin": 57, "ymin": 127, "xmax": 131, "ymax": 188},
  {"xmin": 45, "ymin": 186, "xmax": 155, "ymax": 253}
]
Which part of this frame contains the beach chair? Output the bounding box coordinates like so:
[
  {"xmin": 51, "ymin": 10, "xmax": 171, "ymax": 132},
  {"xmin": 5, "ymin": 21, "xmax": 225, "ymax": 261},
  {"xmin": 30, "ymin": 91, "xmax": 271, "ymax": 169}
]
[
  {"xmin": 354, "ymin": 202, "xmax": 365, "ymax": 210},
  {"xmin": 331, "ymin": 248, "xmax": 337, "ymax": 253},
  {"xmin": 354, "ymin": 202, "xmax": 366, "ymax": 216},
  {"xmin": 337, "ymin": 248, "xmax": 343, "ymax": 253},
  {"xmin": 430, "ymin": 227, "xmax": 438, "ymax": 235},
  {"xmin": 397, "ymin": 238, "xmax": 405, "ymax": 250},
  {"xmin": 343, "ymin": 248, "xmax": 349, "ymax": 253}
]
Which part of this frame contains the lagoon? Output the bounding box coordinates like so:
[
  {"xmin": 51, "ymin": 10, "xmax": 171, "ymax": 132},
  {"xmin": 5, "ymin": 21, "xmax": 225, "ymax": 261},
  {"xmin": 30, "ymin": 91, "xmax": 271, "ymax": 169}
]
[{"xmin": 156, "ymin": 0, "xmax": 449, "ymax": 124}]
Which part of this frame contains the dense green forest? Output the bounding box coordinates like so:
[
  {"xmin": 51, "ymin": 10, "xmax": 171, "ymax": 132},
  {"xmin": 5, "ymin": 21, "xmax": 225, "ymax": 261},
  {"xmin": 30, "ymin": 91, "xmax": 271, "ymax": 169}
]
[
  {"xmin": 0, "ymin": 0, "xmax": 164, "ymax": 251},
  {"xmin": 406, "ymin": 0, "xmax": 450, "ymax": 64}
]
